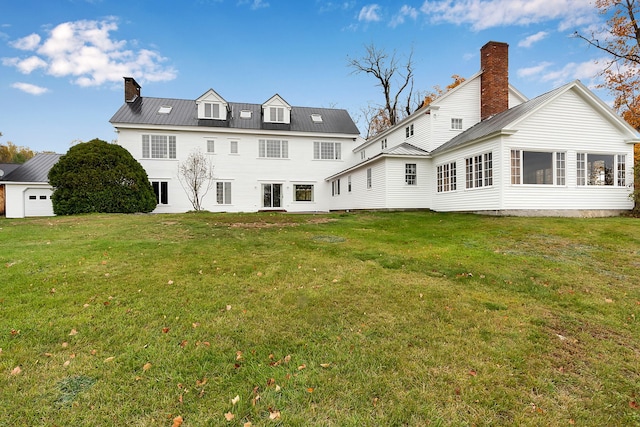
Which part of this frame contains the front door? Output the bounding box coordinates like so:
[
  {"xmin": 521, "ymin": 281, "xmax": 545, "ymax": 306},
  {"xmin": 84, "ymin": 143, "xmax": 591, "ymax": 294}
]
[{"xmin": 262, "ymin": 183, "xmax": 282, "ymax": 208}]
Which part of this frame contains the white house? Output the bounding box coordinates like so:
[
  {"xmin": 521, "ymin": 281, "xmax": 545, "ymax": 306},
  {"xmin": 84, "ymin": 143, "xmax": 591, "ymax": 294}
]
[
  {"xmin": 104, "ymin": 41, "xmax": 640, "ymax": 217},
  {"xmin": 110, "ymin": 78, "xmax": 361, "ymax": 213},
  {"xmin": 1, "ymin": 153, "xmax": 61, "ymax": 218},
  {"xmin": 326, "ymin": 41, "xmax": 639, "ymax": 216}
]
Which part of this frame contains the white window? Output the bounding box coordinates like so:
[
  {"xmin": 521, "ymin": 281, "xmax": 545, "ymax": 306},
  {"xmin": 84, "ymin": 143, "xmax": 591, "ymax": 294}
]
[
  {"xmin": 465, "ymin": 152, "xmax": 492, "ymax": 189},
  {"xmin": 151, "ymin": 181, "xmax": 169, "ymax": 205},
  {"xmin": 259, "ymin": 139, "xmax": 288, "ymax": 158},
  {"xmin": 204, "ymin": 102, "xmax": 222, "ymax": 119},
  {"xmin": 451, "ymin": 118, "xmax": 463, "ymax": 130},
  {"xmin": 313, "ymin": 141, "xmax": 341, "ymax": 160},
  {"xmin": 437, "ymin": 162, "xmax": 457, "ymax": 192},
  {"xmin": 294, "ymin": 184, "xmax": 314, "ymax": 202},
  {"xmin": 230, "ymin": 140, "xmax": 238, "ymax": 154},
  {"xmin": 332, "ymin": 179, "xmax": 340, "ymax": 196},
  {"xmin": 142, "ymin": 135, "xmax": 176, "ymax": 159},
  {"xmin": 348, "ymin": 175, "xmax": 352, "ymax": 192},
  {"xmin": 310, "ymin": 114, "xmax": 323, "ymax": 123},
  {"xmin": 577, "ymin": 153, "xmax": 626, "ymax": 186},
  {"xmin": 262, "ymin": 183, "xmax": 282, "ymax": 208},
  {"xmin": 240, "ymin": 110, "xmax": 252, "ymax": 119},
  {"xmin": 207, "ymin": 140, "xmax": 215, "ymax": 153},
  {"xmin": 381, "ymin": 138, "xmax": 387, "ymax": 150},
  {"xmin": 216, "ymin": 182, "xmax": 232, "ymax": 205},
  {"xmin": 360, "ymin": 150, "xmax": 366, "ymax": 160},
  {"xmin": 269, "ymin": 107, "xmax": 285, "ymax": 122},
  {"xmin": 405, "ymin": 124, "xmax": 414, "ymax": 138},
  {"xmin": 405, "ymin": 163, "xmax": 417, "ymax": 185},
  {"xmin": 158, "ymin": 105, "xmax": 172, "ymax": 114},
  {"xmin": 367, "ymin": 168, "xmax": 372, "ymax": 189},
  {"xmin": 510, "ymin": 150, "xmax": 566, "ymax": 185}
]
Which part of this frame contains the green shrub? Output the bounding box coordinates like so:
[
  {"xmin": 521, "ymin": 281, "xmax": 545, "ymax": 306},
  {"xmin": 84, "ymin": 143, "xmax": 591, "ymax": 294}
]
[{"xmin": 48, "ymin": 139, "xmax": 157, "ymax": 215}]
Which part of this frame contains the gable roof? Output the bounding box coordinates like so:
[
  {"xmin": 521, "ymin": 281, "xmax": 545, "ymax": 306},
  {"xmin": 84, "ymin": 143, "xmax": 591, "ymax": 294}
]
[
  {"xmin": 0, "ymin": 163, "xmax": 21, "ymax": 179},
  {"xmin": 110, "ymin": 96, "xmax": 359, "ymax": 135},
  {"xmin": 430, "ymin": 80, "xmax": 640, "ymax": 156},
  {"xmin": 2, "ymin": 153, "xmax": 62, "ymax": 183}
]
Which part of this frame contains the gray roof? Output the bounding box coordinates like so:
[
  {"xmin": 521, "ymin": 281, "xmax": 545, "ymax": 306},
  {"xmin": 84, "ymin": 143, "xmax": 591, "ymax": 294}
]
[
  {"xmin": 2, "ymin": 153, "xmax": 62, "ymax": 183},
  {"xmin": 110, "ymin": 97, "xmax": 360, "ymax": 135},
  {"xmin": 0, "ymin": 163, "xmax": 21, "ymax": 179},
  {"xmin": 431, "ymin": 81, "xmax": 574, "ymax": 156},
  {"xmin": 383, "ymin": 142, "xmax": 430, "ymax": 156}
]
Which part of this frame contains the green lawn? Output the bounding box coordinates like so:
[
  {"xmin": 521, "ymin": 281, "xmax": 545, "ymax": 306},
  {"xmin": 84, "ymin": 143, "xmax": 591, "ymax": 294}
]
[{"xmin": 1, "ymin": 211, "xmax": 639, "ymax": 426}]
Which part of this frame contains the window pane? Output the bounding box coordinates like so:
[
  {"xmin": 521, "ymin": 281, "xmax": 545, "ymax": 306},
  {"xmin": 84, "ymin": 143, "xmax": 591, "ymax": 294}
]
[
  {"xmin": 523, "ymin": 151, "xmax": 553, "ymax": 184},
  {"xmin": 142, "ymin": 135, "xmax": 150, "ymax": 158},
  {"xmin": 510, "ymin": 150, "xmax": 520, "ymax": 184},
  {"xmin": 160, "ymin": 182, "xmax": 168, "ymax": 204},
  {"xmin": 295, "ymin": 184, "xmax": 313, "ymax": 201},
  {"xmin": 587, "ymin": 154, "xmax": 614, "ymax": 185},
  {"xmin": 617, "ymin": 155, "xmax": 626, "ymax": 186},
  {"xmin": 207, "ymin": 140, "xmax": 215, "ymax": 153},
  {"xmin": 230, "ymin": 141, "xmax": 238, "ymax": 154}
]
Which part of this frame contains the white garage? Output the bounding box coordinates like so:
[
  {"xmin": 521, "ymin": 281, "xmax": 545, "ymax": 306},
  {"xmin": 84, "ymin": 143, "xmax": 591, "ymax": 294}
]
[
  {"xmin": 1, "ymin": 153, "xmax": 61, "ymax": 218},
  {"xmin": 24, "ymin": 187, "xmax": 55, "ymax": 217}
]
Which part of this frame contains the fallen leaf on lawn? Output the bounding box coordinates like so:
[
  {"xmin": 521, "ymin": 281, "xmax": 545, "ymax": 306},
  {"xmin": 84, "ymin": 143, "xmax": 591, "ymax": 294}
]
[
  {"xmin": 178, "ymin": 394, "xmax": 183, "ymax": 404},
  {"xmin": 162, "ymin": 327, "xmax": 170, "ymax": 333},
  {"xmin": 266, "ymin": 378, "xmax": 275, "ymax": 387},
  {"xmin": 605, "ymin": 298, "xmax": 613, "ymax": 303},
  {"xmin": 69, "ymin": 328, "xmax": 78, "ymax": 336},
  {"xmin": 192, "ymin": 322, "xmax": 200, "ymax": 328},
  {"xmin": 297, "ymin": 364, "xmax": 306, "ymax": 371},
  {"xmin": 256, "ymin": 272, "xmax": 263, "ymax": 277},
  {"xmin": 10, "ymin": 366, "xmax": 21, "ymax": 375},
  {"xmin": 226, "ymin": 305, "xmax": 232, "ymax": 311},
  {"xmin": 231, "ymin": 395, "xmax": 240, "ymax": 405},
  {"xmin": 283, "ymin": 354, "xmax": 291, "ymax": 363},
  {"xmin": 275, "ymin": 385, "xmax": 281, "ymax": 392},
  {"xmin": 236, "ymin": 351, "xmax": 243, "ymax": 361},
  {"xmin": 63, "ymin": 360, "xmax": 71, "ymax": 367},
  {"xmin": 307, "ymin": 387, "xmax": 314, "ymax": 393},
  {"xmin": 172, "ymin": 415, "xmax": 183, "ymax": 427},
  {"xmin": 196, "ymin": 377, "xmax": 207, "ymax": 386},
  {"xmin": 268, "ymin": 409, "xmax": 280, "ymax": 420},
  {"xmin": 50, "ymin": 288, "xmax": 56, "ymax": 294},
  {"xmin": 168, "ymin": 280, "xmax": 174, "ymax": 285},
  {"xmin": 320, "ymin": 363, "xmax": 331, "ymax": 368},
  {"xmin": 244, "ymin": 422, "xmax": 252, "ymax": 427},
  {"xmin": 373, "ymin": 397, "xmax": 379, "ymax": 407},
  {"xmin": 44, "ymin": 352, "xmax": 53, "ymax": 357},
  {"xmin": 179, "ymin": 340, "xmax": 188, "ymax": 348},
  {"xmin": 61, "ymin": 342, "xmax": 68, "ymax": 348},
  {"xmin": 630, "ymin": 401, "xmax": 640, "ymax": 409},
  {"xmin": 224, "ymin": 412, "xmax": 234, "ymax": 421},
  {"xmin": 90, "ymin": 349, "xmax": 97, "ymax": 355},
  {"xmin": 104, "ymin": 356, "xmax": 115, "ymax": 363},
  {"xmin": 143, "ymin": 362, "xmax": 152, "ymax": 372},
  {"xmin": 10, "ymin": 329, "xmax": 20, "ymax": 336},
  {"xmin": 468, "ymin": 370, "xmax": 477, "ymax": 376},
  {"xmin": 69, "ymin": 353, "xmax": 76, "ymax": 359}
]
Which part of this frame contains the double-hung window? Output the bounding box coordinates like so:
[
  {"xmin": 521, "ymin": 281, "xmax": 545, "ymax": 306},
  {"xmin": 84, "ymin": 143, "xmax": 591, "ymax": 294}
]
[
  {"xmin": 142, "ymin": 135, "xmax": 176, "ymax": 159},
  {"xmin": 203, "ymin": 102, "xmax": 222, "ymax": 119},
  {"xmin": 465, "ymin": 152, "xmax": 492, "ymax": 189},
  {"xmin": 367, "ymin": 168, "xmax": 372, "ymax": 189},
  {"xmin": 206, "ymin": 140, "xmax": 215, "ymax": 154},
  {"xmin": 269, "ymin": 107, "xmax": 285, "ymax": 122},
  {"xmin": 510, "ymin": 150, "xmax": 566, "ymax": 185},
  {"xmin": 294, "ymin": 184, "xmax": 314, "ymax": 202},
  {"xmin": 151, "ymin": 181, "xmax": 169, "ymax": 205},
  {"xmin": 451, "ymin": 118, "xmax": 463, "ymax": 130},
  {"xmin": 332, "ymin": 179, "xmax": 340, "ymax": 196},
  {"xmin": 313, "ymin": 141, "xmax": 341, "ymax": 160},
  {"xmin": 216, "ymin": 182, "xmax": 232, "ymax": 205},
  {"xmin": 577, "ymin": 153, "xmax": 626, "ymax": 186},
  {"xmin": 437, "ymin": 162, "xmax": 457, "ymax": 192},
  {"xmin": 230, "ymin": 140, "xmax": 238, "ymax": 154},
  {"xmin": 405, "ymin": 163, "xmax": 417, "ymax": 185},
  {"xmin": 259, "ymin": 139, "xmax": 288, "ymax": 158},
  {"xmin": 405, "ymin": 124, "xmax": 414, "ymax": 138}
]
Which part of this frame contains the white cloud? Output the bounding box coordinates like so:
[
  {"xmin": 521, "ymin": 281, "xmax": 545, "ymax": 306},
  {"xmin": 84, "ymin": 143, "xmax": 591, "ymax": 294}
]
[
  {"xmin": 518, "ymin": 31, "xmax": 549, "ymax": 48},
  {"xmin": 359, "ymin": 4, "xmax": 382, "ymax": 22},
  {"xmin": 10, "ymin": 33, "xmax": 41, "ymax": 50},
  {"xmin": 2, "ymin": 18, "xmax": 176, "ymax": 87},
  {"xmin": 250, "ymin": 0, "xmax": 269, "ymax": 9},
  {"xmin": 390, "ymin": 5, "xmax": 419, "ymax": 28},
  {"xmin": 420, "ymin": 0, "xmax": 597, "ymax": 31},
  {"xmin": 540, "ymin": 58, "xmax": 605, "ymax": 84},
  {"xmin": 517, "ymin": 61, "xmax": 553, "ymax": 78},
  {"xmin": 12, "ymin": 82, "xmax": 49, "ymax": 95}
]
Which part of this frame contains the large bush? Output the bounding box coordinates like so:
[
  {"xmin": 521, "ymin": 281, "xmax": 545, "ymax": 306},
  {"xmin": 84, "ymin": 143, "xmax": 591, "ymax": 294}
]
[{"xmin": 49, "ymin": 139, "xmax": 157, "ymax": 215}]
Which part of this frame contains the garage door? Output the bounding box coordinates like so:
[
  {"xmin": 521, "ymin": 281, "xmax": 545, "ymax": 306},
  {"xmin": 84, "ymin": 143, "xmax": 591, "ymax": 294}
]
[{"xmin": 24, "ymin": 188, "xmax": 54, "ymax": 217}]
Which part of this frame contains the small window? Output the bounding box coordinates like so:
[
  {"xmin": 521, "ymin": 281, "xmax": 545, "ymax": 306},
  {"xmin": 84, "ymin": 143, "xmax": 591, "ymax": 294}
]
[
  {"xmin": 360, "ymin": 150, "xmax": 366, "ymax": 160},
  {"xmin": 294, "ymin": 184, "xmax": 314, "ymax": 202},
  {"xmin": 381, "ymin": 138, "xmax": 387, "ymax": 150},
  {"xmin": 269, "ymin": 107, "xmax": 285, "ymax": 122},
  {"xmin": 216, "ymin": 182, "xmax": 232, "ymax": 205},
  {"xmin": 230, "ymin": 140, "xmax": 238, "ymax": 154},
  {"xmin": 158, "ymin": 105, "xmax": 172, "ymax": 114},
  {"xmin": 207, "ymin": 140, "xmax": 215, "ymax": 153},
  {"xmin": 39, "ymin": 195, "xmax": 47, "ymax": 200},
  {"xmin": 332, "ymin": 179, "xmax": 340, "ymax": 196},
  {"xmin": 204, "ymin": 102, "xmax": 221, "ymax": 119},
  {"xmin": 310, "ymin": 114, "xmax": 323, "ymax": 123},
  {"xmin": 451, "ymin": 118, "xmax": 463, "ymax": 130},
  {"xmin": 367, "ymin": 168, "xmax": 372, "ymax": 189},
  {"xmin": 151, "ymin": 181, "xmax": 169, "ymax": 205},
  {"xmin": 29, "ymin": 195, "xmax": 37, "ymax": 200},
  {"xmin": 348, "ymin": 175, "xmax": 352, "ymax": 192},
  {"xmin": 240, "ymin": 110, "xmax": 252, "ymax": 119},
  {"xmin": 405, "ymin": 124, "xmax": 414, "ymax": 138},
  {"xmin": 405, "ymin": 163, "xmax": 417, "ymax": 185}
]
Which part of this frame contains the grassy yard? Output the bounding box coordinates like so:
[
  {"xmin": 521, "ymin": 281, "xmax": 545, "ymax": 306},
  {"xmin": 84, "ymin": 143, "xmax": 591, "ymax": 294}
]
[{"xmin": 1, "ymin": 211, "xmax": 639, "ymax": 426}]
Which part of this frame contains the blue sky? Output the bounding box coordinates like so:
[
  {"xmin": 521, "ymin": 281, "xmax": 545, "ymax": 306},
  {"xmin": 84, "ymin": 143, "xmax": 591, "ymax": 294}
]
[{"xmin": 0, "ymin": 0, "xmax": 613, "ymax": 154}]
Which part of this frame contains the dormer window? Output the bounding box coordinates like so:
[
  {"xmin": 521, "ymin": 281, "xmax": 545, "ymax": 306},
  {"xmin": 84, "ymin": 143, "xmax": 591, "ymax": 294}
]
[
  {"xmin": 310, "ymin": 113, "xmax": 323, "ymax": 123},
  {"xmin": 204, "ymin": 102, "xmax": 222, "ymax": 119},
  {"xmin": 240, "ymin": 110, "xmax": 252, "ymax": 119},
  {"xmin": 196, "ymin": 89, "xmax": 228, "ymax": 120},
  {"xmin": 269, "ymin": 107, "xmax": 285, "ymax": 122}
]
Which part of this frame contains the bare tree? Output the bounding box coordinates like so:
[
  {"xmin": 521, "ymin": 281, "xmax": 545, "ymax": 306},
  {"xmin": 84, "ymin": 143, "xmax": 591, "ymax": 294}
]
[
  {"xmin": 177, "ymin": 149, "xmax": 214, "ymax": 211},
  {"xmin": 348, "ymin": 44, "xmax": 414, "ymax": 131}
]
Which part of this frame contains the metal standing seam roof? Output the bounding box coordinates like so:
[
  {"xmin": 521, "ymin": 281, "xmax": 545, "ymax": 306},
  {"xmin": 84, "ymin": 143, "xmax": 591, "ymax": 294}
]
[
  {"xmin": 430, "ymin": 81, "xmax": 576, "ymax": 156},
  {"xmin": 109, "ymin": 97, "xmax": 361, "ymax": 135},
  {"xmin": 2, "ymin": 153, "xmax": 62, "ymax": 183}
]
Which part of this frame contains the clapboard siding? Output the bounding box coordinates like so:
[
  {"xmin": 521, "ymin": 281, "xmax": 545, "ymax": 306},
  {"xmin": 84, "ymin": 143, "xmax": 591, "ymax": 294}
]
[{"xmin": 383, "ymin": 158, "xmax": 431, "ymax": 209}]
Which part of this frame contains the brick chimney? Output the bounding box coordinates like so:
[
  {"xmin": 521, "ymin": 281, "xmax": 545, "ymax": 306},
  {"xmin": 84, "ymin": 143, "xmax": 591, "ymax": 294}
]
[
  {"xmin": 480, "ymin": 41, "xmax": 509, "ymax": 121},
  {"xmin": 124, "ymin": 77, "xmax": 141, "ymax": 103}
]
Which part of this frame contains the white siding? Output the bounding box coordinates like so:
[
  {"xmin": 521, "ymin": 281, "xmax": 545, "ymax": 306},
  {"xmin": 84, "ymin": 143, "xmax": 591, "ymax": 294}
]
[
  {"xmin": 383, "ymin": 158, "xmax": 431, "ymax": 209},
  {"xmin": 118, "ymin": 128, "xmax": 359, "ymax": 213},
  {"xmin": 4, "ymin": 183, "xmax": 54, "ymax": 218},
  {"xmin": 500, "ymin": 89, "xmax": 634, "ymax": 211}
]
